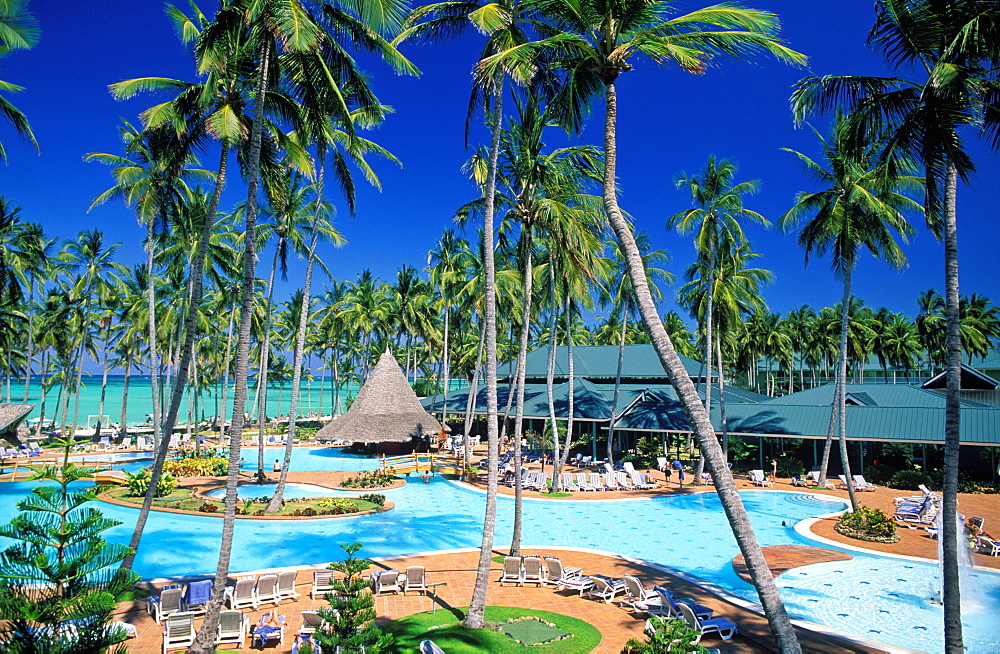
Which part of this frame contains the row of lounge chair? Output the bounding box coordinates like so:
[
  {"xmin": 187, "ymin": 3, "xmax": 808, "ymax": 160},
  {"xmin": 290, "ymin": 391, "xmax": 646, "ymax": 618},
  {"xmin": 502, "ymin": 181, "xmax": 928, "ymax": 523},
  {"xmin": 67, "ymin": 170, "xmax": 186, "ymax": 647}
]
[
  {"xmin": 893, "ymin": 487, "xmax": 941, "ymax": 528},
  {"xmin": 506, "ymin": 469, "xmax": 656, "ymax": 492},
  {"xmin": 497, "ymin": 555, "xmax": 738, "ymax": 644},
  {"xmin": 163, "ymin": 607, "xmax": 329, "ymax": 651},
  {"xmin": 367, "ymin": 566, "xmax": 428, "ymax": 595}
]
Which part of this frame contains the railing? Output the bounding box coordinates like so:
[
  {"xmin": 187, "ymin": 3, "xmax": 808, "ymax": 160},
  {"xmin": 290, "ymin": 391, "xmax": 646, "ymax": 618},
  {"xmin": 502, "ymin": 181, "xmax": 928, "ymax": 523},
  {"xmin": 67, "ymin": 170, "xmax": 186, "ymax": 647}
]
[{"xmin": 378, "ymin": 453, "xmax": 466, "ymax": 475}]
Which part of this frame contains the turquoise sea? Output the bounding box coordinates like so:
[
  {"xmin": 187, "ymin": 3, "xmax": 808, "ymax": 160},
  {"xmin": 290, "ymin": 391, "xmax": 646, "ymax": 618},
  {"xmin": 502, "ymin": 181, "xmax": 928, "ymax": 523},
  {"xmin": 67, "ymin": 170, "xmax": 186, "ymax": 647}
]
[
  {"xmin": 11, "ymin": 375, "xmax": 468, "ymax": 429},
  {"xmin": 12, "ymin": 375, "xmax": 360, "ymax": 428}
]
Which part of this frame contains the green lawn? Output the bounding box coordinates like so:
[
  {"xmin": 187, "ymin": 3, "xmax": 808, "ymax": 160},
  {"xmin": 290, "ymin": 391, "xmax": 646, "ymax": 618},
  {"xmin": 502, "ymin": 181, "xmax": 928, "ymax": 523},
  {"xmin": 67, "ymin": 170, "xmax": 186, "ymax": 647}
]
[{"xmin": 382, "ymin": 606, "xmax": 602, "ymax": 653}]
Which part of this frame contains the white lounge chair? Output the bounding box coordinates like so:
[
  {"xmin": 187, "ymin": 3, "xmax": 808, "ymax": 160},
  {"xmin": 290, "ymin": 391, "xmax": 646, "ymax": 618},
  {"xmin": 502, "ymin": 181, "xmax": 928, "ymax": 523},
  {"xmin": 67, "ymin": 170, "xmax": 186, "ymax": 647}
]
[
  {"xmin": 749, "ymin": 470, "xmax": 773, "ymax": 487},
  {"xmin": 543, "ymin": 556, "xmax": 582, "ymax": 587},
  {"xmin": 276, "ymin": 570, "xmax": 300, "ymax": 603},
  {"xmin": 162, "ymin": 612, "xmax": 197, "ymax": 652},
  {"xmin": 404, "ymin": 566, "xmax": 428, "ymax": 595},
  {"xmin": 215, "ymin": 609, "xmax": 248, "ymax": 648},
  {"xmin": 653, "ymin": 585, "xmax": 714, "ymax": 621},
  {"xmin": 853, "ymin": 475, "xmax": 878, "ymax": 491},
  {"xmin": 255, "ymin": 573, "xmax": 280, "ymax": 606},
  {"xmin": 312, "ymin": 570, "xmax": 335, "ymax": 600},
  {"xmin": 603, "ymin": 472, "xmax": 621, "ymax": 490},
  {"xmin": 225, "ymin": 576, "xmax": 258, "ymax": 610},
  {"xmin": 575, "ymin": 472, "xmax": 595, "ymax": 491},
  {"xmin": 147, "ymin": 585, "xmax": 186, "ymax": 624},
  {"xmin": 616, "ymin": 471, "xmax": 636, "ymax": 490},
  {"xmin": 657, "ymin": 457, "xmax": 668, "ymax": 472},
  {"xmin": 621, "ymin": 574, "xmax": 660, "ymax": 610},
  {"xmin": 587, "ymin": 473, "xmax": 605, "ymax": 491},
  {"xmin": 586, "ymin": 576, "xmax": 625, "ymax": 603},
  {"xmin": 251, "ymin": 612, "xmax": 285, "ymax": 648},
  {"xmin": 976, "ymin": 535, "xmax": 1000, "ymax": 556},
  {"xmin": 629, "ymin": 470, "xmax": 657, "ymax": 489},
  {"xmin": 499, "ymin": 556, "xmax": 524, "ymax": 586},
  {"xmin": 560, "ymin": 473, "xmax": 580, "ymax": 492},
  {"xmin": 371, "ymin": 570, "xmax": 401, "ymax": 595},
  {"xmin": 522, "ymin": 556, "xmax": 545, "ymax": 587},
  {"xmin": 679, "ymin": 602, "xmax": 737, "ymax": 641},
  {"xmin": 420, "ymin": 640, "xmax": 446, "ymax": 654},
  {"xmin": 299, "ymin": 610, "xmax": 325, "ymax": 636}
]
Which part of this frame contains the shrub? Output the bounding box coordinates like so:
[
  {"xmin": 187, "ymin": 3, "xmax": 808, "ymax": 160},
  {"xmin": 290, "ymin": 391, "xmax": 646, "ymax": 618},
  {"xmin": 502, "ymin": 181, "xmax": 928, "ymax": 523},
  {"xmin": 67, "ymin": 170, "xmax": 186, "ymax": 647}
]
[
  {"xmin": 775, "ymin": 455, "xmax": 805, "ymax": 478},
  {"xmin": 889, "ymin": 468, "xmax": 933, "ymax": 490},
  {"xmin": 835, "ymin": 506, "xmax": 898, "ymax": 543},
  {"xmin": 197, "ymin": 502, "xmax": 219, "ymax": 513},
  {"xmin": 124, "ymin": 468, "xmax": 177, "ymax": 497},
  {"xmin": 165, "ymin": 456, "xmax": 228, "ymax": 477},
  {"xmin": 318, "ymin": 498, "xmax": 357, "ymax": 512},
  {"xmin": 300, "ymin": 508, "xmax": 317, "ymax": 517},
  {"xmin": 359, "ymin": 493, "xmax": 385, "ymax": 506},
  {"xmin": 341, "ymin": 468, "xmax": 396, "ymax": 489},
  {"xmin": 621, "ymin": 615, "xmax": 709, "ymax": 653}
]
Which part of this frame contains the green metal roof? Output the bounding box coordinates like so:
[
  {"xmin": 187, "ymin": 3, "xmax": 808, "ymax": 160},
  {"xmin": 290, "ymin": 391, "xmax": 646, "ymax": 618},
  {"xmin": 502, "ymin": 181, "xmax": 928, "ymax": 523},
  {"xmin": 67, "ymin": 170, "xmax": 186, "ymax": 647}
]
[
  {"xmin": 498, "ymin": 344, "xmax": 703, "ymax": 382},
  {"xmin": 423, "ymin": 380, "xmax": 1000, "ymax": 445},
  {"xmin": 763, "ymin": 383, "xmax": 992, "ymax": 409},
  {"xmin": 717, "ymin": 404, "xmax": 1000, "ymax": 445}
]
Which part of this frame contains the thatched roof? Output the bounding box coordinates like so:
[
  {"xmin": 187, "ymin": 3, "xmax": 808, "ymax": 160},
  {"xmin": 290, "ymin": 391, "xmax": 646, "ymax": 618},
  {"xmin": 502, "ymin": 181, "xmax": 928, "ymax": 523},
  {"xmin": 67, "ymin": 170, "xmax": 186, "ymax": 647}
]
[
  {"xmin": 0, "ymin": 404, "xmax": 34, "ymax": 439},
  {"xmin": 317, "ymin": 351, "xmax": 441, "ymax": 443}
]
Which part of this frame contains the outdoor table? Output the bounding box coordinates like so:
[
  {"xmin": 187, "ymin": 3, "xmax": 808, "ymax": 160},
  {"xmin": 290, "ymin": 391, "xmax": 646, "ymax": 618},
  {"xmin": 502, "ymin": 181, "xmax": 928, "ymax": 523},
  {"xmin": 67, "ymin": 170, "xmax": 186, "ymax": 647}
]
[{"xmin": 425, "ymin": 581, "xmax": 448, "ymax": 613}]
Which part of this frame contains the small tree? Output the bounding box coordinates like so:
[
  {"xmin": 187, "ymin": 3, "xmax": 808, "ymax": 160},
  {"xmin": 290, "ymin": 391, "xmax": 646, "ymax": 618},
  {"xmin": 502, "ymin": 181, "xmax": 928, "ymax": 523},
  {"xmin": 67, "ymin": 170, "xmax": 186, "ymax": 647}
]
[
  {"xmin": 314, "ymin": 542, "xmax": 393, "ymax": 654},
  {"xmin": 0, "ymin": 437, "xmax": 139, "ymax": 652},
  {"xmin": 621, "ymin": 616, "xmax": 709, "ymax": 653}
]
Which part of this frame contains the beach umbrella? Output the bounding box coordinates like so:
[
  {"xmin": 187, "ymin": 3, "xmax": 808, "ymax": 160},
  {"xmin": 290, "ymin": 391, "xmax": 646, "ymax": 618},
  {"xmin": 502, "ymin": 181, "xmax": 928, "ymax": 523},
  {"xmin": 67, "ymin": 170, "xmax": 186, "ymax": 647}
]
[
  {"xmin": 316, "ymin": 351, "xmax": 441, "ymax": 443},
  {"xmin": 0, "ymin": 404, "xmax": 34, "ymax": 442}
]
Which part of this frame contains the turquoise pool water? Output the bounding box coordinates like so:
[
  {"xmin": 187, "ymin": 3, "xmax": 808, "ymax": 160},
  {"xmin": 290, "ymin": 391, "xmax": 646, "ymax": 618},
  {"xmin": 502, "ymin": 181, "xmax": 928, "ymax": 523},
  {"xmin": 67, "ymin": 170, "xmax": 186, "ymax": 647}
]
[
  {"xmin": 203, "ymin": 482, "xmax": 396, "ymax": 500},
  {"xmin": 3, "ymin": 448, "xmax": 998, "ymax": 652}
]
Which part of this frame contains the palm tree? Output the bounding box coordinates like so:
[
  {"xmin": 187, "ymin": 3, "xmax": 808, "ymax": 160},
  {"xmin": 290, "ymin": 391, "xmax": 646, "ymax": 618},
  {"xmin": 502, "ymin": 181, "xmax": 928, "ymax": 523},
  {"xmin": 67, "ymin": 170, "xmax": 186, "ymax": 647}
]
[
  {"xmin": 533, "ymin": 1, "xmax": 806, "ymax": 648},
  {"xmin": 779, "ymin": 113, "xmax": 919, "ymax": 508},
  {"xmin": 791, "ymin": 3, "xmax": 999, "ymax": 645},
  {"xmin": 56, "ymin": 230, "xmax": 125, "ymax": 438},
  {"xmin": 678, "ymin": 240, "xmax": 771, "ymax": 460},
  {"xmin": 603, "ymin": 235, "xmax": 671, "ymax": 466},
  {"xmin": 400, "ymin": 0, "xmax": 563, "ymax": 625},
  {"xmin": 669, "ymin": 156, "xmax": 766, "ymax": 421},
  {"xmin": 0, "ymin": 0, "xmax": 38, "ymax": 161}
]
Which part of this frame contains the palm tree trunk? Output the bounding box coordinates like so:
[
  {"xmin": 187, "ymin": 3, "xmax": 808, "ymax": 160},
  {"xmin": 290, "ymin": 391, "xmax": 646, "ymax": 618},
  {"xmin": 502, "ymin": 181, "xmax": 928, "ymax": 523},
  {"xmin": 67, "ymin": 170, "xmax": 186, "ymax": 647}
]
[
  {"xmin": 940, "ymin": 162, "xmax": 963, "ymax": 652},
  {"xmin": 121, "ymin": 142, "xmax": 229, "ymax": 572},
  {"xmin": 463, "ymin": 322, "xmax": 485, "ymax": 467},
  {"xmin": 34, "ymin": 350, "xmax": 48, "ymax": 439},
  {"xmin": 462, "ymin": 90, "xmax": 502, "ymax": 631},
  {"xmin": 190, "ymin": 42, "xmax": 269, "ymax": 650},
  {"xmin": 21, "ymin": 278, "xmax": 35, "ymax": 404},
  {"xmin": 601, "ymin": 79, "xmax": 801, "ymax": 653},
  {"xmin": 256, "ymin": 248, "xmax": 281, "ymax": 480},
  {"xmin": 220, "ymin": 304, "xmax": 235, "ymax": 434},
  {"xmin": 545, "ymin": 263, "xmax": 560, "ymax": 492},
  {"xmin": 717, "ymin": 336, "xmax": 728, "ymax": 459},
  {"xmin": 509, "ymin": 238, "xmax": 533, "ymax": 556},
  {"xmin": 96, "ymin": 326, "xmax": 111, "ymax": 438},
  {"xmin": 607, "ymin": 313, "xmax": 627, "ymax": 463},
  {"xmin": 120, "ymin": 361, "xmax": 131, "ymax": 439},
  {"xmin": 558, "ymin": 306, "xmax": 575, "ymax": 474},
  {"xmin": 441, "ymin": 305, "xmax": 450, "ymax": 427},
  {"xmin": 835, "ymin": 274, "xmax": 859, "ymax": 511},
  {"xmin": 268, "ymin": 156, "xmax": 326, "ymax": 512}
]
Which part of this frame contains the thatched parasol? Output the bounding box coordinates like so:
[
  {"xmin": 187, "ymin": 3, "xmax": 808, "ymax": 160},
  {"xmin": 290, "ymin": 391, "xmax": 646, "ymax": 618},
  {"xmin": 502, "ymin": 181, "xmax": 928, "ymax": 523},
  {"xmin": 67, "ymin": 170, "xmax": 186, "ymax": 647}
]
[
  {"xmin": 0, "ymin": 404, "xmax": 34, "ymax": 442},
  {"xmin": 317, "ymin": 351, "xmax": 441, "ymax": 443}
]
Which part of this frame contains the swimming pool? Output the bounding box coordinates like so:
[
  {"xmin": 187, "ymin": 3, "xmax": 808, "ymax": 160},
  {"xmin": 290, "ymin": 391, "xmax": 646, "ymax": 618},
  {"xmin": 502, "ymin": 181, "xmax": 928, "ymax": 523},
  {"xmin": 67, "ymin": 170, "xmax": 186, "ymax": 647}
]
[
  {"xmin": 202, "ymin": 482, "xmax": 395, "ymax": 500},
  {"xmin": 3, "ymin": 448, "xmax": 997, "ymax": 652}
]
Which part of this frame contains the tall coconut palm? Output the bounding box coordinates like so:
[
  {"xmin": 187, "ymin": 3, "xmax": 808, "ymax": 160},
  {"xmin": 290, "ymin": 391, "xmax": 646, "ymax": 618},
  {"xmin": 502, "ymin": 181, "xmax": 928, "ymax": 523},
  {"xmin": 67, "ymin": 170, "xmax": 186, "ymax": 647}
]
[
  {"xmin": 779, "ymin": 113, "xmax": 919, "ymax": 509},
  {"xmin": 533, "ymin": 1, "xmax": 806, "ymax": 648},
  {"xmin": 791, "ymin": 2, "xmax": 999, "ymax": 645},
  {"xmin": 0, "ymin": 0, "xmax": 38, "ymax": 161},
  {"xmin": 669, "ymin": 156, "xmax": 766, "ymax": 424},
  {"xmin": 400, "ymin": 0, "xmax": 567, "ymax": 625}
]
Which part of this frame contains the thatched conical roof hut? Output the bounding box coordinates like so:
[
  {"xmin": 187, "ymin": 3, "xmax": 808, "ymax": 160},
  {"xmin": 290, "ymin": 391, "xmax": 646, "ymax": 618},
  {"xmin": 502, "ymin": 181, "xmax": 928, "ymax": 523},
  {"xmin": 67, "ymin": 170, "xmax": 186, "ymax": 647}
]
[
  {"xmin": 317, "ymin": 351, "xmax": 441, "ymax": 443},
  {"xmin": 0, "ymin": 404, "xmax": 34, "ymax": 444}
]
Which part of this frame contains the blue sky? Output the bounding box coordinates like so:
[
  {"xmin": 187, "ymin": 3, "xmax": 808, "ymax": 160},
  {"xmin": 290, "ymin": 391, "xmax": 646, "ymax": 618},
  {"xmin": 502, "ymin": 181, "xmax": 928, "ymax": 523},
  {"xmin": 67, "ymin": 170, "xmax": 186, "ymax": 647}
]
[{"xmin": 3, "ymin": 0, "xmax": 997, "ymax": 326}]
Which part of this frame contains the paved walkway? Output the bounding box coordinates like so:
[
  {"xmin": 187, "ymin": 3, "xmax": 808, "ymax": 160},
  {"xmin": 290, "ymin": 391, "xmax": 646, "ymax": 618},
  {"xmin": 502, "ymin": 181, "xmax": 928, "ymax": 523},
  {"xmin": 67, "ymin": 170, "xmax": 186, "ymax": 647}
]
[{"xmin": 121, "ymin": 548, "xmax": 884, "ymax": 653}]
